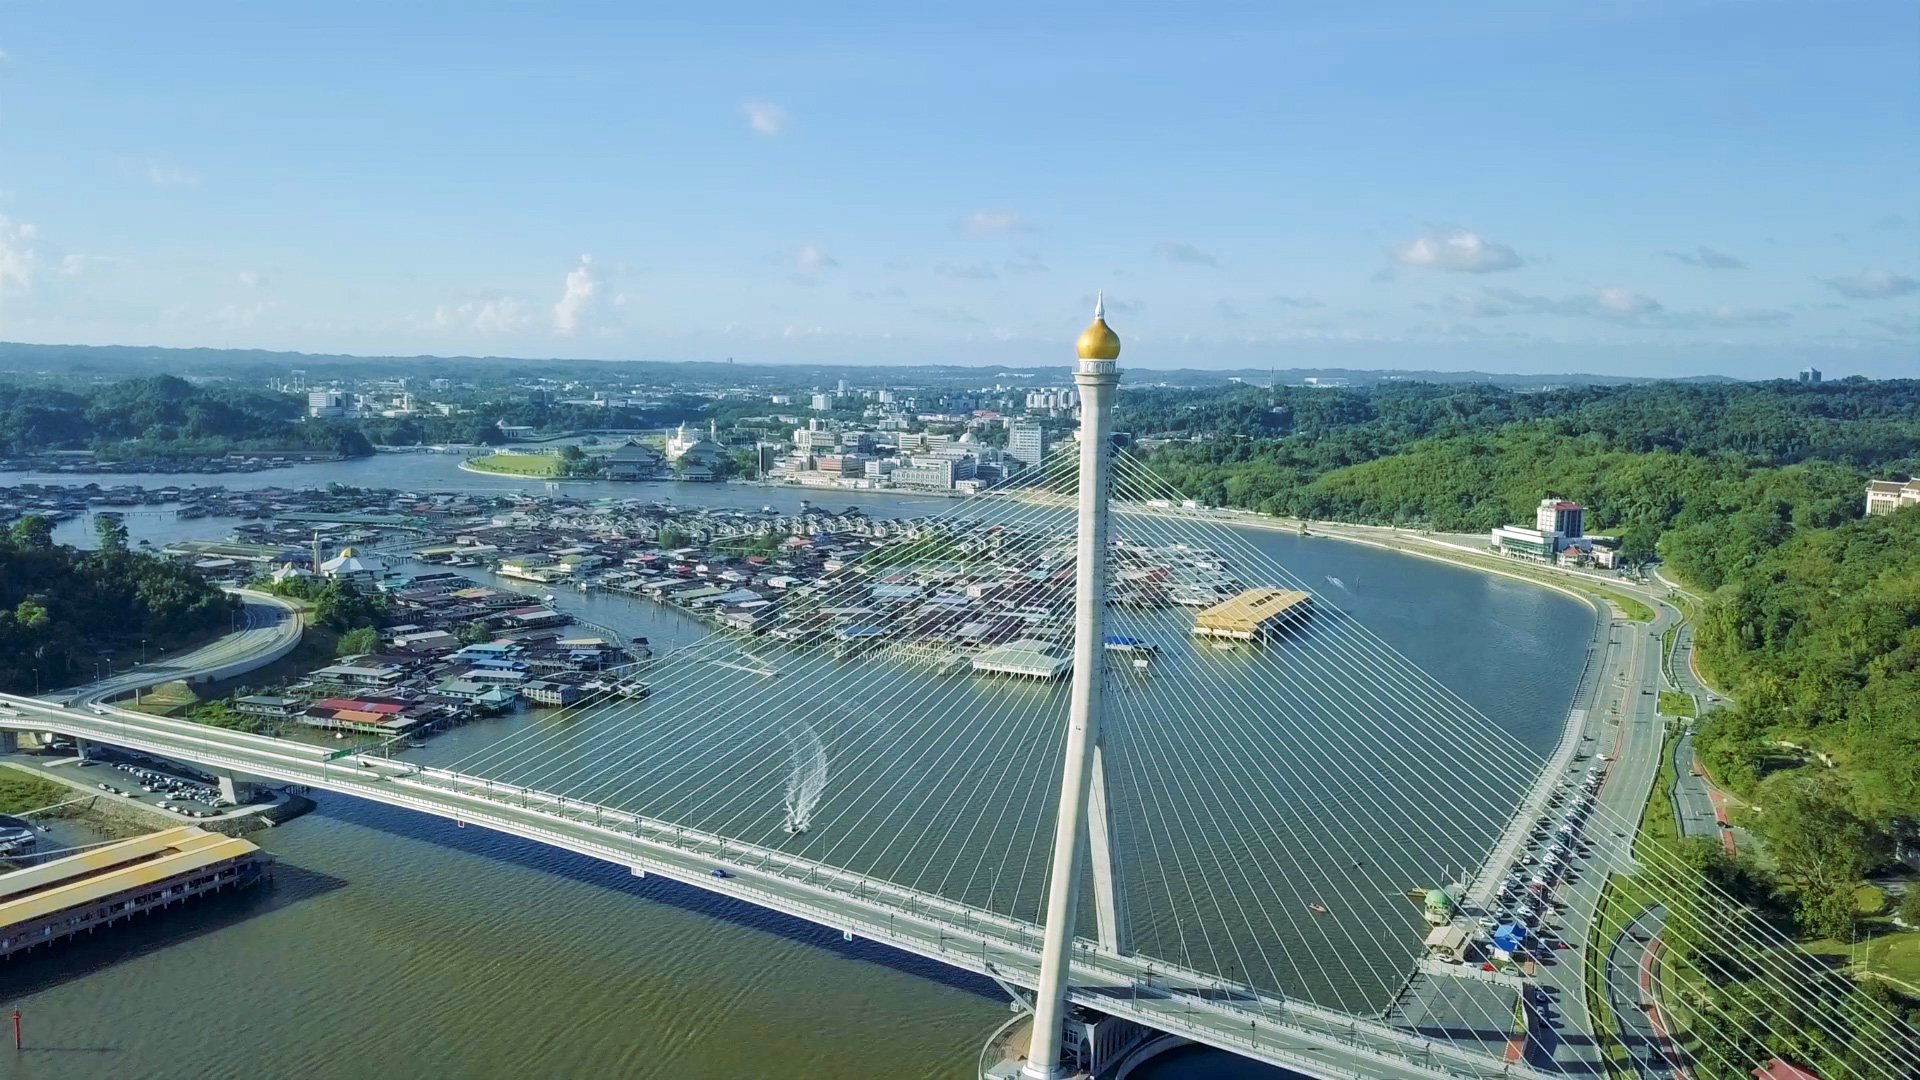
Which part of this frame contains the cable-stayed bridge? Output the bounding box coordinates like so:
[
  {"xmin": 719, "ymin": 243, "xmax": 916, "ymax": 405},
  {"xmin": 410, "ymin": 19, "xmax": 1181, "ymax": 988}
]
[
  {"xmin": 6, "ymin": 311, "xmax": 1912, "ymax": 1080},
  {"xmin": 0, "ymin": 694, "xmax": 1526, "ymax": 1080}
]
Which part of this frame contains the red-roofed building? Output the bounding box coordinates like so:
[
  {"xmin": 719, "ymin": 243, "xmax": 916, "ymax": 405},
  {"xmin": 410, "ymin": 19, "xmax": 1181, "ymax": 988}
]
[{"xmin": 1751, "ymin": 1059, "xmax": 1820, "ymax": 1080}]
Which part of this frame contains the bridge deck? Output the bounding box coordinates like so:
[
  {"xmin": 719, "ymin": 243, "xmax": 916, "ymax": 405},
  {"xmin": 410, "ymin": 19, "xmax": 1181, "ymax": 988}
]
[{"xmin": 0, "ymin": 694, "xmax": 1541, "ymax": 1080}]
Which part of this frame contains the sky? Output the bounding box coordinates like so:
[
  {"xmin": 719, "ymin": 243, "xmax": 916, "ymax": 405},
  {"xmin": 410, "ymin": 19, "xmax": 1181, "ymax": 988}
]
[{"xmin": 0, "ymin": 1, "xmax": 1915, "ymax": 377}]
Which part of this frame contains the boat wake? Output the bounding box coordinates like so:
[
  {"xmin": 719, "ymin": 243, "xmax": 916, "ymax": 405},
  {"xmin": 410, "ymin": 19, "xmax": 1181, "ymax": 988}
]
[{"xmin": 781, "ymin": 721, "xmax": 829, "ymax": 834}]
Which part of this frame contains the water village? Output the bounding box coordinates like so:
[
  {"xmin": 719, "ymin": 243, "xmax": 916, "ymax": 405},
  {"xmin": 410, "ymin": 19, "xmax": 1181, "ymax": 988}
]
[{"xmin": 0, "ymin": 481, "xmax": 1316, "ymax": 746}]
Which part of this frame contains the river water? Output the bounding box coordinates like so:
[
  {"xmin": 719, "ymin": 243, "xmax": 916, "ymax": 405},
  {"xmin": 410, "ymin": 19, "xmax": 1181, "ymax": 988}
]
[{"xmin": 0, "ymin": 454, "xmax": 1593, "ymax": 1080}]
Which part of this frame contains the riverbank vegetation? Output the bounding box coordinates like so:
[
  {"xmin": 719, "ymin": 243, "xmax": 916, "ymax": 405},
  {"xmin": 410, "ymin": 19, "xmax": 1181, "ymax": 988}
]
[
  {"xmin": 1131, "ymin": 378, "xmax": 1918, "ymax": 563},
  {"xmin": 0, "ymin": 375, "xmax": 374, "ymax": 459},
  {"xmin": 0, "ymin": 515, "xmax": 239, "ymax": 694}
]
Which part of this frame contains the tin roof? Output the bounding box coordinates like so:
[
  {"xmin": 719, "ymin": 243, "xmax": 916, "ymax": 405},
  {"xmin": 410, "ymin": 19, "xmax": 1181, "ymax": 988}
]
[
  {"xmin": 1194, "ymin": 588, "xmax": 1312, "ymax": 633},
  {"xmin": 0, "ymin": 827, "xmax": 265, "ymax": 929}
]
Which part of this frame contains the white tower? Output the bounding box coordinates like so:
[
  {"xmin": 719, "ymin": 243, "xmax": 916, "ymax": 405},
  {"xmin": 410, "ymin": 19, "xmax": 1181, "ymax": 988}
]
[{"xmin": 1023, "ymin": 295, "xmax": 1127, "ymax": 1079}]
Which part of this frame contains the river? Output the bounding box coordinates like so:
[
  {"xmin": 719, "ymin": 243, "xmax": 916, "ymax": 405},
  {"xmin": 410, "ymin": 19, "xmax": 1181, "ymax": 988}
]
[{"xmin": 0, "ymin": 455, "xmax": 1594, "ymax": 1080}]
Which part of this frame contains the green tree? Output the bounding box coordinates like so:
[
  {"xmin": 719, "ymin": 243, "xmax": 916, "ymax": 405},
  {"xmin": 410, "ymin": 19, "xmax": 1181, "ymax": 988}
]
[
  {"xmin": 10, "ymin": 515, "xmax": 53, "ymax": 551},
  {"xmin": 458, "ymin": 620, "xmax": 494, "ymax": 644},
  {"xmin": 1900, "ymin": 887, "xmax": 1920, "ymax": 927},
  {"xmin": 13, "ymin": 596, "xmax": 49, "ymax": 629},
  {"xmin": 1754, "ymin": 780, "xmax": 1877, "ymax": 938},
  {"xmin": 335, "ymin": 626, "xmax": 378, "ymax": 656},
  {"xmin": 94, "ymin": 514, "xmax": 129, "ymax": 556}
]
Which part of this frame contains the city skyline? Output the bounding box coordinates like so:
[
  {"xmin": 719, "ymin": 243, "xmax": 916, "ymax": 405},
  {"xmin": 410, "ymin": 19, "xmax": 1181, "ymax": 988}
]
[{"xmin": 0, "ymin": 2, "xmax": 1914, "ymax": 377}]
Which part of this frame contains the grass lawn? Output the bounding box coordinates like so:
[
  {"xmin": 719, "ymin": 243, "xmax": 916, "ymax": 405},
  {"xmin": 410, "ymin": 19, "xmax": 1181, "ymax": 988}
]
[
  {"xmin": 1799, "ymin": 928, "xmax": 1920, "ymax": 996},
  {"xmin": 0, "ymin": 765, "xmax": 79, "ymax": 815},
  {"xmin": 1591, "ymin": 588, "xmax": 1656, "ymax": 622},
  {"xmin": 1657, "ymin": 691, "xmax": 1696, "ymax": 718},
  {"xmin": 468, "ymin": 451, "xmax": 564, "ymax": 477}
]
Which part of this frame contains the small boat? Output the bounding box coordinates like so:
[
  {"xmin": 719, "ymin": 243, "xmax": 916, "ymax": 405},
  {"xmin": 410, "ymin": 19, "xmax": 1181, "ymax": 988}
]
[{"xmin": 1308, "ymin": 902, "xmax": 1329, "ymax": 915}]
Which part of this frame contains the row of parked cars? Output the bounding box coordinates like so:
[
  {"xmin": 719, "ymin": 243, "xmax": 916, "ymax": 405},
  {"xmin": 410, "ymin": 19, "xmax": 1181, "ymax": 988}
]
[
  {"xmin": 95, "ymin": 761, "xmax": 235, "ymax": 818},
  {"xmin": 1492, "ymin": 759, "xmax": 1609, "ymax": 935}
]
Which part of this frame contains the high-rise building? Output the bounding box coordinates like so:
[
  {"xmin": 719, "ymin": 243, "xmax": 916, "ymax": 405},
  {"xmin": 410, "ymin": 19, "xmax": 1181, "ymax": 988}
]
[
  {"xmin": 1798, "ymin": 367, "xmax": 1822, "ymax": 384},
  {"xmin": 307, "ymin": 390, "xmax": 347, "ymax": 418},
  {"xmin": 811, "ymin": 393, "xmax": 832, "ymax": 411},
  {"xmin": 1008, "ymin": 421, "xmax": 1048, "ymax": 468},
  {"xmin": 1535, "ymin": 499, "xmax": 1584, "ymax": 538}
]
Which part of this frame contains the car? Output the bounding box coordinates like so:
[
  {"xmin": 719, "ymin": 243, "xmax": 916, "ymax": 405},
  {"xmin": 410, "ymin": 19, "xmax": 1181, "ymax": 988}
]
[{"xmin": 710, "ymin": 868, "xmax": 730, "ymax": 879}]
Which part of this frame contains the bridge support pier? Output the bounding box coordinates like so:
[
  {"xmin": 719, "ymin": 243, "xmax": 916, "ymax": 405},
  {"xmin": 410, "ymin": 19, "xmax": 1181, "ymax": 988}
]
[
  {"xmin": 74, "ymin": 738, "xmax": 91, "ymax": 761},
  {"xmin": 0, "ymin": 731, "xmax": 15, "ymax": 754},
  {"xmin": 213, "ymin": 770, "xmax": 254, "ymax": 804}
]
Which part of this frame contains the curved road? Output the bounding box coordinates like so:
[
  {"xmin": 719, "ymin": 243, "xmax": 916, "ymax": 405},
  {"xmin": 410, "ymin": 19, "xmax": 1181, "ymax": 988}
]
[{"xmin": 48, "ymin": 588, "xmax": 304, "ymax": 707}]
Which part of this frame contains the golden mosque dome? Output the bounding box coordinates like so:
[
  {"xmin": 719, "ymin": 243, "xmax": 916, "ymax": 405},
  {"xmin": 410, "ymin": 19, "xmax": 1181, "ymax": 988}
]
[{"xmin": 1076, "ymin": 292, "xmax": 1121, "ymax": 360}]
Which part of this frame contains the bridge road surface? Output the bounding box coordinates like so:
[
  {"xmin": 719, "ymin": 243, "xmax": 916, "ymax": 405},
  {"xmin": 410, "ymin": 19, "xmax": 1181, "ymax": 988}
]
[
  {"xmin": 1524, "ymin": 601, "xmax": 1676, "ymax": 1073},
  {"xmin": 48, "ymin": 588, "xmax": 303, "ymax": 708},
  {"xmin": 0, "ymin": 692, "xmax": 1551, "ymax": 1080}
]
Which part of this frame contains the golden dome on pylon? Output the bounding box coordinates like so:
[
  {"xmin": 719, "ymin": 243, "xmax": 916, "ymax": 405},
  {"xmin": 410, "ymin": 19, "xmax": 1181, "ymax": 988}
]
[{"xmin": 1076, "ymin": 292, "xmax": 1121, "ymax": 360}]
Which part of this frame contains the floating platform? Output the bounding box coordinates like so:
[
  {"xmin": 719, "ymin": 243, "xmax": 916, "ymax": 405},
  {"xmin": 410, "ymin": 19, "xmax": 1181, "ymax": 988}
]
[
  {"xmin": 1191, "ymin": 588, "xmax": 1313, "ymax": 640},
  {"xmin": 972, "ymin": 639, "xmax": 1071, "ymax": 679}
]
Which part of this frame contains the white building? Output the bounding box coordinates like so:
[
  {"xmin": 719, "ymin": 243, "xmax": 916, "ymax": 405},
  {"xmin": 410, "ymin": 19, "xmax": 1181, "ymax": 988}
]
[
  {"xmin": 1535, "ymin": 499, "xmax": 1584, "ymax": 539},
  {"xmin": 1867, "ymin": 478, "xmax": 1920, "ymax": 516},
  {"xmin": 1008, "ymin": 421, "xmax": 1048, "ymax": 468},
  {"xmin": 307, "ymin": 390, "xmax": 347, "ymax": 418}
]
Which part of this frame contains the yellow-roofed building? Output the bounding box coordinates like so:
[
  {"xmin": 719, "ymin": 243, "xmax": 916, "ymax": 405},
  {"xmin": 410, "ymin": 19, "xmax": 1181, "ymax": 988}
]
[
  {"xmin": 0, "ymin": 826, "xmax": 270, "ymax": 959},
  {"xmin": 1191, "ymin": 588, "xmax": 1313, "ymax": 640}
]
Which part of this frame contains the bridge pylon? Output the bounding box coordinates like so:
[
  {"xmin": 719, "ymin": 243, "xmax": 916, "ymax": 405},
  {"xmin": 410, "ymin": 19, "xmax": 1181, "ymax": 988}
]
[{"xmin": 1024, "ymin": 296, "xmax": 1126, "ymax": 1080}]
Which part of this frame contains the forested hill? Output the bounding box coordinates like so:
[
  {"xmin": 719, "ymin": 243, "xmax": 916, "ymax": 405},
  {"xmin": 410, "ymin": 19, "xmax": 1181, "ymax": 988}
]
[
  {"xmin": 0, "ymin": 516, "xmax": 238, "ymax": 693},
  {"xmin": 1132, "ymin": 378, "xmax": 1920, "ymax": 559},
  {"xmin": 0, "ymin": 375, "xmax": 373, "ymax": 458}
]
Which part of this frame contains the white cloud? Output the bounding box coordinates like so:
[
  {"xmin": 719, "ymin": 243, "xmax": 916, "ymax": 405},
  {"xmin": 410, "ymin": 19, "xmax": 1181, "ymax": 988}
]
[
  {"xmin": 237, "ymin": 270, "xmax": 267, "ymax": 288},
  {"xmin": 1448, "ymin": 286, "xmax": 1790, "ymax": 329},
  {"xmin": 552, "ymin": 255, "xmax": 597, "ymax": 334},
  {"xmin": 1152, "ymin": 241, "xmax": 1218, "ymax": 267},
  {"xmin": 1819, "ymin": 269, "xmax": 1919, "ymax": 300},
  {"xmin": 0, "ymin": 216, "xmax": 36, "ymax": 294},
  {"xmin": 1665, "ymin": 246, "xmax": 1746, "ymax": 270},
  {"xmin": 1595, "ymin": 287, "xmax": 1662, "ymax": 317},
  {"xmin": 1393, "ymin": 229, "xmax": 1523, "ymax": 274},
  {"xmin": 789, "ymin": 245, "xmax": 839, "ymax": 286},
  {"xmin": 744, "ymin": 101, "xmax": 787, "ymax": 136},
  {"xmin": 436, "ymin": 295, "xmax": 531, "ymax": 334},
  {"xmin": 963, "ymin": 210, "xmax": 1030, "ymax": 234},
  {"xmin": 1271, "ymin": 295, "xmax": 1325, "ymax": 309}
]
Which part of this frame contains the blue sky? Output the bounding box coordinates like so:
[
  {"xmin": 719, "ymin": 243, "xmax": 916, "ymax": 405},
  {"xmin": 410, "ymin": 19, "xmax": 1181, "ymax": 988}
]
[{"xmin": 0, "ymin": 1, "xmax": 1914, "ymax": 376}]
